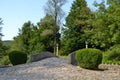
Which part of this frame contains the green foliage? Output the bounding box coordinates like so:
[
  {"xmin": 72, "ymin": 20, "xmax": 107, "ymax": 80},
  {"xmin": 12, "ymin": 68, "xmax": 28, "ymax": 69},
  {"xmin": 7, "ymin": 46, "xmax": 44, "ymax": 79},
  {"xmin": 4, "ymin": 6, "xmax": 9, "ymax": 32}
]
[
  {"xmin": 29, "ymin": 42, "xmax": 45, "ymax": 54},
  {"xmin": 103, "ymin": 45, "xmax": 120, "ymax": 64},
  {"xmin": 12, "ymin": 14, "xmax": 61, "ymax": 55},
  {"xmin": 60, "ymin": 37, "xmax": 85, "ymax": 55},
  {"xmin": 58, "ymin": 55, "xmax": 68, "ymax": 58},
  {"xmin": 11, "ymin": 21, "xmax": 33, "ymax": 54},
  {"xmin": 60, "ymin": 0, "xmax": 120, "ymax": 53},
  {"xmin": 44, "ymin": 0, "xmax": 66, "ymax": 55},
  {"xmin": 19, "ymin": 21, "xmax": 32, "ymax": 54},
  {"xmin": 9, "ymin": 0, "xmax": 120, "ymax": 57},
  {"xmin": 11, "ymin": 37, "xmax": 26, "ymax": 53},
  {"xmin": 8, "ymin": 51, "xmax": 27, "ymax": 65},
  {"xmin": 0, "ymin": 40, "xmax": 4, "ymax": 57},
  {"xmin": 38, "ymin": 14, "xmax": 57, "ymax": 52},
  {"xmin": 90, "ymin": 0, "xmax": 120, "ymax": 50},
  {"xmin": 0, "ymin": 18, "xmax": 7, "ymax": 58},
  {"xmin": 30, "ymin": 14, "xmax": 57, "ymax": 53},
  {"xmin": 0, "ymin": 56, "xmax": 11, "ymax": 65},
  {"xmin": 76, "ymin": 48, "xmax": 102, "ymax": 69},
  {"xmin": 61, "ymin": 0, "xmax": 93, "ymax": 55},
  {"xmin": 0, "ymin": 40, "xmax": 9, "ymax": 58}
]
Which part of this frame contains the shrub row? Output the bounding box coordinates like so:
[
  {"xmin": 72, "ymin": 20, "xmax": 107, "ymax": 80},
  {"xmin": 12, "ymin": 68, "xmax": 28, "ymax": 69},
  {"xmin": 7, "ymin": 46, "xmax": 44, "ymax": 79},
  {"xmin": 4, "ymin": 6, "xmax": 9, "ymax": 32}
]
[
  {"xmin": 1, "ymin": 45, "xmax": 120, "ymax": 68},
  {"xmin": 76, "ymin": 46, "xmax": 120, "ymax": 70}
]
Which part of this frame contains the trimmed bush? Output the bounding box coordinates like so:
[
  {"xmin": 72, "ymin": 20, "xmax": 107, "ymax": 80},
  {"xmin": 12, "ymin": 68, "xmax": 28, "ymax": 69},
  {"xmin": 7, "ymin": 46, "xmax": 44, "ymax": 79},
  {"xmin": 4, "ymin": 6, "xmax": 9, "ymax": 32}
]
[
  {"xmin": 8, "ymin": 51, "xmax": 27, "ymax": 65},
  {"xmin": 76, "ymin": 48, "xmax": 102, "ymax": 69},
  {"xmin": 103, "ymin": 45, "xmax": 120, "ymax": 64}
]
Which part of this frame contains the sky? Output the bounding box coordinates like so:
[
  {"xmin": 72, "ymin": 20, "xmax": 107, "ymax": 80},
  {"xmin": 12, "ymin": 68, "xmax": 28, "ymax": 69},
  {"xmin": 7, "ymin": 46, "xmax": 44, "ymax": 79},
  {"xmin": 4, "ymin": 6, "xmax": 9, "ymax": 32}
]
[{"xmin": 0, "ymin": 0, "xmax": 101, "ymax": 40}]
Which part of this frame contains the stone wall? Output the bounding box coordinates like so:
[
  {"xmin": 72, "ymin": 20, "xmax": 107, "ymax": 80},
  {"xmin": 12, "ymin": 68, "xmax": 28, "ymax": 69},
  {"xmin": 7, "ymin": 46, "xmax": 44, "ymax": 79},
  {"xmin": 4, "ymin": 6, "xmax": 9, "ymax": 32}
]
[{"xmin": 30, "ymin": 52, "xmax": 56, "ymax": 62}]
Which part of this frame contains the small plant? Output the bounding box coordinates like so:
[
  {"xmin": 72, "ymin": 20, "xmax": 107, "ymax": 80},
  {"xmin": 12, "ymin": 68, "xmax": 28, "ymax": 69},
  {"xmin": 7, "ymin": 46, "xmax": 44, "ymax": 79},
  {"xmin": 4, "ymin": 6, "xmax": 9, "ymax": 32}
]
[
  {"xmin": 0, "ymin": 56, "xmax": 11, "ymax": 65},
  {"xmin": 76, "ymin": 48, "xmax": 103, "ymax": 69},
  {"xmin": 8, "ymin": 51, "xmax": 27, "ymax": 65},
  {"xmin": 103, "ymin": 45, "xmax": 120, "ymax": 65}
]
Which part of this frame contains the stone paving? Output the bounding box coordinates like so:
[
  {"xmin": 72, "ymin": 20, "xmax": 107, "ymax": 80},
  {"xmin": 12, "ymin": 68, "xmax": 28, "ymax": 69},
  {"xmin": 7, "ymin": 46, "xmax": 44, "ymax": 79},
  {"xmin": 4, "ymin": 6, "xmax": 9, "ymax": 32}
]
[{"xmin": 0, "ymin": 57, "xmax": 120, "ymax": 80}]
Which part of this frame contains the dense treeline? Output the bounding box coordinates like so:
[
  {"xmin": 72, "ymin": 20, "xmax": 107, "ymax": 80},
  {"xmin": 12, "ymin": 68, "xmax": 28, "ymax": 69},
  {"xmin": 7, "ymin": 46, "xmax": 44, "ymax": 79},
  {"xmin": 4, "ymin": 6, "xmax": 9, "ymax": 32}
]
[
  {"xmin": 1, "ymin": 0, "xmax": 120, "ymax": 59},
  {"xmin": 11, "ymin": 0, "xmax": 66, "ymax": 55},
  {"xmin": 61, "ymin": 0, "xmax": 120, "ymax": 55},
  {"xmin": 11, "ymin": 0, "xmax": 120, "ymax": 55}
]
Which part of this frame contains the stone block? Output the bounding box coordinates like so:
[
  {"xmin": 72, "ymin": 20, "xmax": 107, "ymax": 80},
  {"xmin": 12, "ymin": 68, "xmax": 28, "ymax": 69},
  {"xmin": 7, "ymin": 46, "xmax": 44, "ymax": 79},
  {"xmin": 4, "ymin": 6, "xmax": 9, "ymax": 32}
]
[
  {"xmin": 30, "ymin": 52, "xmax": 56, "ymax": 62},
  {"xmin": 68, "ymin": 51, "xmax": 77, "ymax": 65}
]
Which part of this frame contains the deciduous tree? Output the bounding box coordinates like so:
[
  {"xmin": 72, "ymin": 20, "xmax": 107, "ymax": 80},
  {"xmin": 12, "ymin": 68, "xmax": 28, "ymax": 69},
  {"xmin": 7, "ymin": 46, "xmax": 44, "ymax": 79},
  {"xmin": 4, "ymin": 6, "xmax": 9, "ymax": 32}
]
[{"xmin": 44, "ymin": 0, "xmax": 67, "ymax": 55}]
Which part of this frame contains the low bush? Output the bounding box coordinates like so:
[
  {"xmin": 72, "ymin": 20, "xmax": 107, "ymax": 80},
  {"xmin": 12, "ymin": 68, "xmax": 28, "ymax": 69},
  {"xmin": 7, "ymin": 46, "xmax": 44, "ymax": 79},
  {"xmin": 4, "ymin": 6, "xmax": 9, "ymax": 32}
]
[
  {"xmin": 0, "ymin": 56, "xmax": 11, "ymax": 65},
  {"xmin": 76, "ymin": 48, "xmax": 102, "ymax": 69},
  {"xmin": 103, "ymin": 45, "xmax": 120, "ymax": 64},
  {"xmin": 8, "ymin": 51, "xmax": 27, "ymax": 65}
]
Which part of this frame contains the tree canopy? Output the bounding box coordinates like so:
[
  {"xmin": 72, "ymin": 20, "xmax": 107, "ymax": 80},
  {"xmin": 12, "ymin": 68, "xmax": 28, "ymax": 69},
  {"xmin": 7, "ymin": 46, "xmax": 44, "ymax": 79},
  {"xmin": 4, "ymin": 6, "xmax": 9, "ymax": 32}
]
[
  {"xmin": 9, "ymin": 0, "xmax": 120, "ymax": 56},
  {"xmin": 60, "ymin": 0, "xmax": 93, "ymax": 55},
  {"xmin": 44, "ymin": 0, "xmax": 67, "ymax": 55}
]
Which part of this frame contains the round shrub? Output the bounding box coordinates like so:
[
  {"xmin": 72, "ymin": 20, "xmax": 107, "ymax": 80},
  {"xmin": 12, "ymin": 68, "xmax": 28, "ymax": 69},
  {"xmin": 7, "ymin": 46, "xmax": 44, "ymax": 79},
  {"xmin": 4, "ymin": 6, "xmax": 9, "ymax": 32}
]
[
  {"xmin": 8, "ymin": 51, "xmax": 27, "ymax": 65},
  {"xmin": 76, "ymin": 48, "xmax": 103, "ymax": 69}
]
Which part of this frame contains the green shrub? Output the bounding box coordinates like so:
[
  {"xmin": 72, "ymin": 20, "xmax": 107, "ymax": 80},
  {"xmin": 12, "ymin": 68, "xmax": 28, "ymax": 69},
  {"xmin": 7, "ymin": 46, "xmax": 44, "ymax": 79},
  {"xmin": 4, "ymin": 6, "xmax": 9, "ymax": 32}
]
[
  {"xmin": 107, "ymin": 50, "xmax": 120, "ymax": 61},
  {"xmin": 8, "ymin": 51, "xmax": 27, "ymax": 65},
  {"xmin": 76, "ymin": 48, "xmax": 103, "ymax": 69},
  {"xmin": 103, "ymin": 45, "xmax": 120, "ymax": 64},
  {"xmin": 0, "ymin": 56, "xmax": 11, "ymax": 65}
]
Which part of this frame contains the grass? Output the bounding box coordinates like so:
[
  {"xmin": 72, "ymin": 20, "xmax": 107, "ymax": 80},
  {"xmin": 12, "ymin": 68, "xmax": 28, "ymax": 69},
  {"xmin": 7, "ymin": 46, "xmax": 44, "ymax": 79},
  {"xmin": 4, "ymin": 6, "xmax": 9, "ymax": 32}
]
[{"xmin": 58, "ymin": 55, "xmax": 68, "ymax": 58}]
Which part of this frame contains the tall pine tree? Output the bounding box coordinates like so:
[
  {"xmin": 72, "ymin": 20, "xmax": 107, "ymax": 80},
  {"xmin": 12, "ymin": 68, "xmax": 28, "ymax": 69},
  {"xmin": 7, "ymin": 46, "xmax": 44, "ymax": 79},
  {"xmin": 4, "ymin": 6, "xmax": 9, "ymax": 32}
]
[{"xmin": 61, "ymin": 0, "xmax": 92, "ymax": 55}]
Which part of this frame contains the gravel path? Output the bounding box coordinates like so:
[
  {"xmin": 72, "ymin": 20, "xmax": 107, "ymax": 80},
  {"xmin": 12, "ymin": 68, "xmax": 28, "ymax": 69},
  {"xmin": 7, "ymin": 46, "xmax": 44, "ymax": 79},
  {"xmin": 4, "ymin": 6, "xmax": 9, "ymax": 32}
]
[{"xmin": 0, "ymin": 57, "xmax": 120, "ymax": 80}]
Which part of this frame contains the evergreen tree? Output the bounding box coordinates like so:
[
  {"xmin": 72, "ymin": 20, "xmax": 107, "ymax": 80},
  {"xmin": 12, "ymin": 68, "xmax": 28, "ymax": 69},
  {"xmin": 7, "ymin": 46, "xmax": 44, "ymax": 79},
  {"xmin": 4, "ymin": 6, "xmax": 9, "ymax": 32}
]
[
  {"xmin": 12, "ymin": 21, "xmax": 32, "ymax": 54},
  {"xmin": 0, "ymin": 18, "xmax": 8, "ymax": 58},
  {"xmin": 106, "ymin": 0, "xmax": 120, "ymax": 45},
  {"xmin": 90, "ymin": 0, "xmax": 109, "ymax": 50},
  {"xmin": 28, "ymin": 24, "xmax": 45, "ymax": 54},
  {"xmin": 20, "ymin": 21, "xmax": 32, "ymax": 54},
  {"xmin": 61, "ymin": 0, "xmax": 92, "ymax": 55}
]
